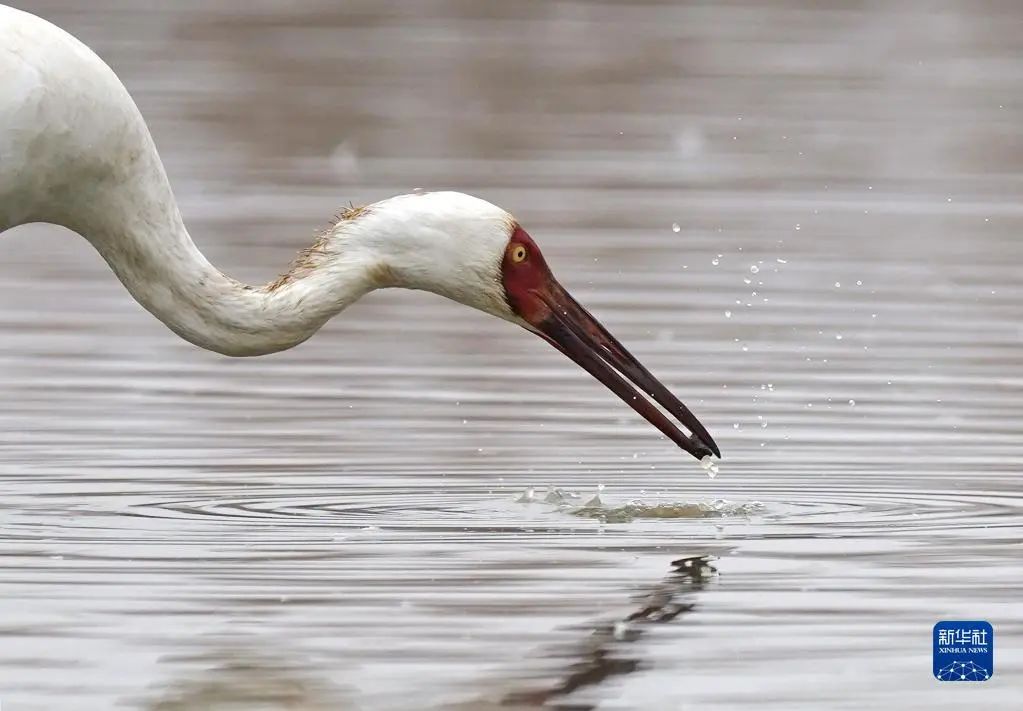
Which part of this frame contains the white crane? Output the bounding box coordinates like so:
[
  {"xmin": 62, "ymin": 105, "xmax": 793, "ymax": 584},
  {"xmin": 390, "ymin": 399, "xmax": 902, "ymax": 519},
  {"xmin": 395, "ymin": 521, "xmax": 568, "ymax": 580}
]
[{"xmin": 0, "ymin": 5, "xmax": 719, "ymax": 461}]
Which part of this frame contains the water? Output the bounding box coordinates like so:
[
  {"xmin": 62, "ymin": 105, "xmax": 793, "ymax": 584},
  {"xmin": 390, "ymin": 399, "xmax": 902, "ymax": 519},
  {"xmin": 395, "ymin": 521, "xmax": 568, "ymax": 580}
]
[{"xmin": 2, "ymin": 1, "xmax": 1022, "ymax": 709}]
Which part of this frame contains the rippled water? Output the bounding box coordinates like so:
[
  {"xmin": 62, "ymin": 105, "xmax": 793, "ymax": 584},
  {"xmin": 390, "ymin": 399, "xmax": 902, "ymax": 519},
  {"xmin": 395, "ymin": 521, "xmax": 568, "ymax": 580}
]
[{"xmin": 2, "ymin": 1, "xmax": 1021, "ymax": 709}]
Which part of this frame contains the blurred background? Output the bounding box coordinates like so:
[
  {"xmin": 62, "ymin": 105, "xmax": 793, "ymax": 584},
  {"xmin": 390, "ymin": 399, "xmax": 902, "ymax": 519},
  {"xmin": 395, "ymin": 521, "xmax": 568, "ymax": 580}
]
[{"xmin": 1, "ymin": 1, "xmax": 1020, "ymax": 709}]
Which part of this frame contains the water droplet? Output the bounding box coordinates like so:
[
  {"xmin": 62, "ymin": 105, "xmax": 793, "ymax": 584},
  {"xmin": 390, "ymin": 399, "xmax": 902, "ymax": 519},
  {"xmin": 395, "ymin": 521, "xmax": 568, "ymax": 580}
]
[
  {"xmin": 700, "ymin": 456, "xmax": 719, "ymax": 479},
  {"xmin": 712, "ymin": 258, "xmax": 720, "ymax": 266},
  {"xmin": 834, "ymin": 281, "xmax": 841, "ymax": 288},
  {"xmin": 776, "ymin": 258, "xmax": 787, "ymax": 264},
  {"xmin": 836, "ymin": 334, "xmax": 843, "ymax": 340},
  {"xmin": 543, "ymin": 486, "xmax": 568, "ymax": 504},
  {"xmin": 724, "ymin": 310, "xmax": 732, "ymax": 318},
  {"xmin": 515, "ymin": 487, "xmax": 535, "ymax": 503},
  {"xmin": 848, "ymin": 399, "xmax": 856, "ymax": 406},
  {"xmin": 750, "ymin": 265, "xmax": 760, "ymax": 274},
  {"xmin": 671, "ymin": 222, "xmax": 681, "ymax": 233}
]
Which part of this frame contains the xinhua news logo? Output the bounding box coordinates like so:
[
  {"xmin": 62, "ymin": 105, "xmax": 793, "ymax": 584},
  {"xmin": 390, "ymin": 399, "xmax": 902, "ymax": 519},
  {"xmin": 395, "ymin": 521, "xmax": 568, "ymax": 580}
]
[{"xmin": 933, "ymin": 620, "xmax": 993, "ymax": 682}]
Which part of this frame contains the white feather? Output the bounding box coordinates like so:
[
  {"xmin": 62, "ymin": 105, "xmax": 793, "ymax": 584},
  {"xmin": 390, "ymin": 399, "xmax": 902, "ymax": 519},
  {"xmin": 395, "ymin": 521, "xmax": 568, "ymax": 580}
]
[{"xmin": 0, "ymin": 5, "xmax": 519, "ymax": 356}]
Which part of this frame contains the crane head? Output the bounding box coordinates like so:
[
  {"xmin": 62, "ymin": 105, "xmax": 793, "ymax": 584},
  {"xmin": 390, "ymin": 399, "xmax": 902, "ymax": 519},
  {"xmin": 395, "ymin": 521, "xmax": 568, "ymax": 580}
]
[
  {"xmin": 498, "ymin": 225, "xmax": 720, "ymax": 461},
  {"xmin": 345, "ymin": 192, "xmax": 720, "ymax": 462}
]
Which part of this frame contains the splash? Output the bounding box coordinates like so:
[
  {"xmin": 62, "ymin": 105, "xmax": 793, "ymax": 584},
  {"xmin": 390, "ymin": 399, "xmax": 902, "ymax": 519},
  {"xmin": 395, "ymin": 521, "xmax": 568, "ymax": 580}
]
[
  {"xmin": 700, "ymin": 455, "xmax": 720, "ymax": 479},
  {"xmin": 515, "ymin": 485, "xmax": 762, "ymax": 523},
  {"xmin": 571, "ymin": 498, "xmax": 764, "ymax": 523},
  {"xmin": 543, "ymin": 486, "xmax": 579, "ymax": 505},
  {"xmin": 515, "ymin": 487, "xmax": 536, "ymax": 503}
]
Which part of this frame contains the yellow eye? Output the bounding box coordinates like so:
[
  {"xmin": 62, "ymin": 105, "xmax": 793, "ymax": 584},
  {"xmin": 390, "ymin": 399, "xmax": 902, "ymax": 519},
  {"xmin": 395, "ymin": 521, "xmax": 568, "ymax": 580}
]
[{"xmin": 511, "ymin": 244, "xmax": 527, "ymax": 263}]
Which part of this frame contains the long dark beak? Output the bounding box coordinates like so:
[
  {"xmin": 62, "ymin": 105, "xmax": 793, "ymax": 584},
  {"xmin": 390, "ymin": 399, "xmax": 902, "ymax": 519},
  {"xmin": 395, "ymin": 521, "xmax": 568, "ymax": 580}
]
[{"xmin": 530, "ymin": 281, "xmax": 720, "ymax": 461}]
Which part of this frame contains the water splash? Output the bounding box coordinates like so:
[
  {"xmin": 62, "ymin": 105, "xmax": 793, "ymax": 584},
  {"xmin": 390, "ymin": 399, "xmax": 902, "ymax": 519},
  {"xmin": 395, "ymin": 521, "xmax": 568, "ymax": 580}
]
[
  {"xmin": 700, "ymin": 455, "xmax": 720, "ymax": 479},
  {"xmin": 513, "ymin": 484, "xmax": 764, "ymax": 523},
  {"xmin": 570, "ymin": 498, "xmax": 765, "ymax": 524},
  {"xmin": 543, "ymin": 486, "xmax": 579, "ymax": 505},
  {"xmin": 515, "ymin": 487, "xmax": 536, "ymax": 503}
]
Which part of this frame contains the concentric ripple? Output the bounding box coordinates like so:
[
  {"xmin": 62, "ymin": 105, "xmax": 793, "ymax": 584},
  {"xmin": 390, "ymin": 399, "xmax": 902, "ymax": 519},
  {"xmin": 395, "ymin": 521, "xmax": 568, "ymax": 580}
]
[
  {"xmin": 2, "ymin": 2, "xmax": 1022, "ymax": 710},
  {"xmin": 102, "ymin": 475, "xmax": 1021, "ymax": 542}
]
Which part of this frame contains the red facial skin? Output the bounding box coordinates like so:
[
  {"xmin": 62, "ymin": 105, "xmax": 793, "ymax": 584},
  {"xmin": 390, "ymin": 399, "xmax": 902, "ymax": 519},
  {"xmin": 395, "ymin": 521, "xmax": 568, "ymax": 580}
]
[
  {"xmin": 501, "ymin": 226, "xmax": 556, "ymax": 325},
  {"xmin": 498, "ymin": 224, "xmax": 721, "ymax": 461}
]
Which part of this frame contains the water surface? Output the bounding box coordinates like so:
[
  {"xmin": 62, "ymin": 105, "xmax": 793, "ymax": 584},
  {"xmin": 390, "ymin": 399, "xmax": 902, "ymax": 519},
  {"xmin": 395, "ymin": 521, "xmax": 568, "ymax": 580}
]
[{"xmin": 1, "ymin": 1, "xmax": 1021, "ymax": 709}]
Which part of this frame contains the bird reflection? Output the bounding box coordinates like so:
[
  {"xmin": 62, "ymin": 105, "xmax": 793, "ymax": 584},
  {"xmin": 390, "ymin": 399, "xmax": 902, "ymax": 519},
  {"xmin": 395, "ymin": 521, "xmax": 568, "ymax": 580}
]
[
  {"xmin": 499, "ymin": 555, "xmax": 718, "ymax": 709},
  {"xmin": 142, "ymin": 643, "xmax": 354, "ymax": 711},
  {"xmin": 141, "ymin": 557, "xmax": 717, "ymax": 711}
]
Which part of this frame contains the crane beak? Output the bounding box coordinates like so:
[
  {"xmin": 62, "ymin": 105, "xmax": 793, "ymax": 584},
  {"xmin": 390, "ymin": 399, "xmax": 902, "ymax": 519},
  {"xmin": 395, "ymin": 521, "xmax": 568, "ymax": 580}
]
[{"xmin": 525, "ymin": 280, "xmax": 721, "ymax": 461}]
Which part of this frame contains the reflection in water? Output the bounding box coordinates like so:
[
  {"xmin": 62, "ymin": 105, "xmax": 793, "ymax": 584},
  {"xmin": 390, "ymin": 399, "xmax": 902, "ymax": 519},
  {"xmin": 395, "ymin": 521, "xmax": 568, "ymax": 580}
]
[
  {"xmin": 144, "ymin": 643, "xmax": 354, "ymax": 711},
  {"xmin": 500, "ymin": 556, "xmax": 717, "ymax": 709},
  {"xmin": 140, "ymin": 558, "xmax": 716, "ymax": 711}
]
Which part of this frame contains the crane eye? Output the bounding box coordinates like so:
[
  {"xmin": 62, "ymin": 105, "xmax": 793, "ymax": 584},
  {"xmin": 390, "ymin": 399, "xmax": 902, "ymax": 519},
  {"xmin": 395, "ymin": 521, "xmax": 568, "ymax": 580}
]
[{"xmin": 511, "ymin": 244, "xmax": 527, "ymax": 263}]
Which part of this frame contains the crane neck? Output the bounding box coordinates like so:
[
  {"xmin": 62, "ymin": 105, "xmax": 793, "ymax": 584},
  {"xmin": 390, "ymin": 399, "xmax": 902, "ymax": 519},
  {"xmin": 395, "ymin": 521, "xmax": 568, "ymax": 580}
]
[
  {"xmin": 57, "ymin": 176, "xmax": 376, "ymax": 357},
  {"xmin": 1, "ymin": 6, "xmax": 377, "ymax": 356}
]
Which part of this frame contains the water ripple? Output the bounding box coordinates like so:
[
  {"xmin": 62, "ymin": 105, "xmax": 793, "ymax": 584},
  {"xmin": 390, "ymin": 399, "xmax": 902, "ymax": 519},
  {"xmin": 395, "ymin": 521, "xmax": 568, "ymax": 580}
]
[{"xmin": 2, "ymin": 1, "xmax": 1022, "ymax": 710}]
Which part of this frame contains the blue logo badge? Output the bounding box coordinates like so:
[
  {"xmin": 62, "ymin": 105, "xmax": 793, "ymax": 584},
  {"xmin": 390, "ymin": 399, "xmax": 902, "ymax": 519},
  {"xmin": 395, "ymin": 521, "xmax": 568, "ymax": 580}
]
[{"xmin": 933, "ymin": 621, "xmax": 993, "ymax": 681}]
